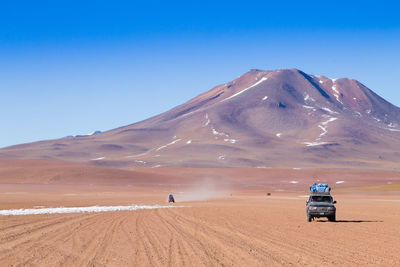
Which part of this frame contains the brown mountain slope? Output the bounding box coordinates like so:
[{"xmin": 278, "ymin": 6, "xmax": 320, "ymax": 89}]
[{"xmin": 2, "ymin": 69, "xmax": 400, "ymax": 170}]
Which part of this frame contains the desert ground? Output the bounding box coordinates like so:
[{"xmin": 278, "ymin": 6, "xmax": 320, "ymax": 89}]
[{"xmin": 0, "ymin": 159, "xmax": 400, "ymax": 266}]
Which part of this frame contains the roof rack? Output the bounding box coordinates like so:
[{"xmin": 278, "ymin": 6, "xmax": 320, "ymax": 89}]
[{"xmin": 310, "ymin": 192, "xmax": 331, "ymax": 196}]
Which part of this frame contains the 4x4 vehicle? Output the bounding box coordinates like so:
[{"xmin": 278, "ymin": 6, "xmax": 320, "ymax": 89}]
[{"xmin": 306, "ymin": 192, "xmax": 336, "ymax": 222}]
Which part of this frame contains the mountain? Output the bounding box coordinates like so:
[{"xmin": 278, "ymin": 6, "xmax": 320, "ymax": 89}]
[{"xmin": 2, "ymin": 68, "xmax": 400, "ymax": 170}]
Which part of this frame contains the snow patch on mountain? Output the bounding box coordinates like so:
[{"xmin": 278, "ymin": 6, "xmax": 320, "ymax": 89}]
[
  {"xmin": 331, "ymin": 81, "xmax": 343, "ymax": 104},
  {"xmin": 302, "ymin": 142, "xmax": 329, "ymax": 146},
  {"xmin": 316, "ymin": 117, "xmax": 338, "ymax": 140},
  {"xmin": 322, "ymin": 117, "xmax": 338, "ymax": 126},
  {"xmin": 384, "ymin": 128, "xmax": 400, "ymax": 132},
  {"xmin": 89, "ymin": 130, "xmax": 102, "ymax": 136},
  {"xmin": 303, "ymin": 105, "xmax": 316, "ymax": 110},
  {"xmin": 211, "ymin": 127, "xmax": 229, "ymax": 138},
  {"xmin": 304, "ymin": 94, "xmax": 315, "ymax": 102},
  {"xmin": 222, "ymin": 77, "xmax": 268, "ymax": 102},
  {"xmin": 156, "ymin": 139, "xmax": 181, "ymax": 151},
  {"xmin": 321, "ymin": 107, "xmax": 339, "ymax": 114},
  {"xmin": 203, "ymin": 113, "xmax": 210, "ymax": 127}
]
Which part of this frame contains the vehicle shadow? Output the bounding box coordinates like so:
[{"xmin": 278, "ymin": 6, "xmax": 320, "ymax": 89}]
[{"xmin": 316, "ymin": 220, "xmax": 383, "ymax": 223}]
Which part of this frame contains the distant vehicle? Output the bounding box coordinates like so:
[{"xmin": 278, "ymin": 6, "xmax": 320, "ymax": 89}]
[
  {"xmin": 306, "ymin": 192, "xmax": 336, "ymax": 222},
  {"xmin": 168, "ymin": 194, "xmax": 175, "ymax": 203}
]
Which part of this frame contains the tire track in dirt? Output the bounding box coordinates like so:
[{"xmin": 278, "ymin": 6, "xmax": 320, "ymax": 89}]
[
  {"xmin": 155, "ymin": 209, "xmax": 214, "ymax": 266},
  {"xmin": 0, "ymin": 195, "xmax": 399, "ymax": 266},
  {"xmin": 9, "ymin": 215, "xmax": 100, "ymax": 264},
  {"xmin": 163, "ymin": 208, "xmax": 285, "ymax": 266},
  {"xmin": 0, "ymin": 214, "xmax": 91, "ymax": 259},
  {"xmin": 0, "ymin": 213, "xmax": 111, "ymax": 265}
]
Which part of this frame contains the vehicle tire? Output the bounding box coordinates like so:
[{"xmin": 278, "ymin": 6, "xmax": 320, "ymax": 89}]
[
  {"xmin": 307, "ymin": 213, "xmax": 312, "ymax": 222},
  {"xmin": 328, "ymin": 215, "xmax": 336, "ymax": 222}
]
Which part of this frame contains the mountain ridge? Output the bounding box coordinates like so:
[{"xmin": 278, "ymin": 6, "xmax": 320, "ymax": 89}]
[{"xmin": 2, "ymin": 68, "xmax": 400, "ymax": 170}]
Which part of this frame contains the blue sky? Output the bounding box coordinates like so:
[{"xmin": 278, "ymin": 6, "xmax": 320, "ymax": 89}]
[{"xmin": 1, "ymin": 0, "xmax": 399, "ymax": 148}]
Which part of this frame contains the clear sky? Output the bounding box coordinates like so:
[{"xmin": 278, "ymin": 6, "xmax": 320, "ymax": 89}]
[{"xmin": 1, "ymin": 0, "xmax": 399, "ymax": 148}]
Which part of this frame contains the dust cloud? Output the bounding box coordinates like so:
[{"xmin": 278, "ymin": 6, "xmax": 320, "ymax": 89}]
[{"xmin": 168, "ymin": 181, "xmax": 230, "ymax": 202}]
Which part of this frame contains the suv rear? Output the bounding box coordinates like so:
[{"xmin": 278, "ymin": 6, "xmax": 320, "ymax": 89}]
[{"xmin": 306, "ymin": 192, "xmax": 336, "ymax": 222}]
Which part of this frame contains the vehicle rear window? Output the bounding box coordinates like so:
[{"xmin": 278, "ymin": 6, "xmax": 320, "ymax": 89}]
[{"xmin": 311, "ymin": 196, "xmax": 332, "ymax": 202}]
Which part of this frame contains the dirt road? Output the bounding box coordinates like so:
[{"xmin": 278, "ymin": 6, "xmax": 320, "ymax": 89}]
[{"xmin": 1, "ymin": 192, "xmax": 399, "ymax": 266}]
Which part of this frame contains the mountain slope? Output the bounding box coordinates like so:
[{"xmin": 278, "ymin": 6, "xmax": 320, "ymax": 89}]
[{"xmin": 2, "ymin": 68, "xmax": 400, "ymax": 170}]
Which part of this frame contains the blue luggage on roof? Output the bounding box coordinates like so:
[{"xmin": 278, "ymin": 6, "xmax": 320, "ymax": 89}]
[{"xmin": 310, "ymin": 183, "xmax": 330, "ymax": 193}]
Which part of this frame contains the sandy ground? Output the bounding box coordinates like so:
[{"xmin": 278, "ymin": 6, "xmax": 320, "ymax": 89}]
[
  {"xmin": 0, "ymin": 184, "xmax": 399, "ymax": 266},
  {"xmin": 1, "ymin": 159, "xmax": 400, "ymax": 266}
]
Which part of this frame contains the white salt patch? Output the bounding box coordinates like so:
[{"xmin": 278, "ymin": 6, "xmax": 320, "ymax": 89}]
[
  {"xmin": 91, "ymin": 157, "xmax": 105, "ymax": 161},
  {"xmin": 289, "ymin": 181, "xmax": 298, "ymax": 184},
  {"xmin": 224, "ymin": 138, "xmax": 237, "ymax": 144},
  {"xmin": 218, "ymin": 155, "xmax": 225, "ymax": 160},
  {"xmin": 353, "ymin": 97, "xmax": 357, "ymax": 100},
  {"xmin": 292, "ymin": 168, "xmax": 301, "ymax": 170},
  {"xmin": 388, "ymin": 123, "xmax": 395, "ymax": 128},
  {"xmin": 134, "ymin": 160, "xmax": 146, "ymax": 164},
  {"xmin": 336, "ymin": 181, "xmax": 345, "ymax": 184},
  {"xmin": 222, "ymin": 77, "xmax": 268, "ymax": 101},
  {"xmin": 0, "ymin": 205, "xmax": 180, "ymax": 216},
  {"xmin": 262, "ymin": 96, "xmax": 268, "ymax": 101},
  {"xmin": 152, "ymin": 164, "xmax": 161, "ymax": 168},
  {"xmin": 276, "ymin": 133, "xmax": 281, "ymax": 138},
  {"xmin": 366, "ymin": 109, "xmax": 371, "ymax": 114},
  {"xmin": 319, "ymin": 80, "xmax": 323, "ymax": 84},
  {"xmin": 186, "ymin": 140, "xmax": 192, "ymax": 144}
]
